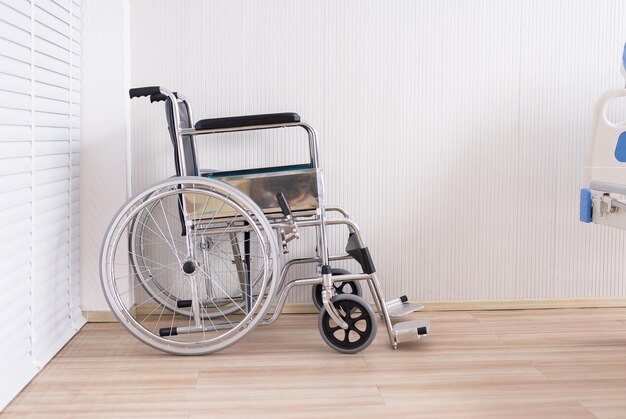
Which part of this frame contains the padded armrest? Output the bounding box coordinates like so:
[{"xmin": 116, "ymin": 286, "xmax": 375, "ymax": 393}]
[{"xmin": 194, "ymin": 112, "xmax": 300, "ymax": 130}]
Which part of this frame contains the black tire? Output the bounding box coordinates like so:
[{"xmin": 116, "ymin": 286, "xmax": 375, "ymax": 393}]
[
  {"xmin": 318, "ymin": 294, "xmax": 377, "ymax": 354},
  {"xmin": 311, "ymin": 268, "xmax": 363, "ymax": 311}
]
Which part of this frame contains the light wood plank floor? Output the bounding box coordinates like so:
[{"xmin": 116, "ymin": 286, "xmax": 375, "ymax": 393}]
[{"xmin": 5, "ymin": 308, "xmax": 626, "ymax": 418}]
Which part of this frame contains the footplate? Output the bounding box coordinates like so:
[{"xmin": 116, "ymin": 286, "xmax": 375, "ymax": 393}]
[
  {"xmin": 392, "ymin": 319, "xmax": 430, "ymax": 344},
  {"xmin": 385, "ymin": 295, "xmax": 424, "ymax": 317}
]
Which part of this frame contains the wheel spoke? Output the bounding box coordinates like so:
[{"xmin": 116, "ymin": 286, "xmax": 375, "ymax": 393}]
[
  {"xmin": 328, "ymin": 325, "xmax": 341, "ymax": 333},
  {"xmin": 353, "ymin": 327, "xmax": 366, "ymax": 338},
  {"xmin": 337, "ymin": 282, "xmax": 346, "ymax": 293},
  {"xmin": 352, "ymin": 313, "xmax": 367, "ymax": 322},
  {"xmin": 102, "ymin": 180, "xmax": 277, "ymax": 355},
  {"xmin": 342, "ymin": 301, "xmax": 353, "ymax": 318}
]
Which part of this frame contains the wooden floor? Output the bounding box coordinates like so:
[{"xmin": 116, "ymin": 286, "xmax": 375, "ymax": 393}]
[{"xmin": 5, "ymin": 308, "xmax": 626, "ymax": 418}]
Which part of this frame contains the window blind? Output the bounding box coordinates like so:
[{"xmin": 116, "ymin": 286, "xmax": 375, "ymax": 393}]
[{"xmin": 0, "ymin": 0, "xmax": 83, "ymax": 410}]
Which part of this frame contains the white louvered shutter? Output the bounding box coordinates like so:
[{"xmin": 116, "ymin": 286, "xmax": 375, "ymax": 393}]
[{"xmin": 0, "ymin": 0, "xmax": 84, "ymax": 410}]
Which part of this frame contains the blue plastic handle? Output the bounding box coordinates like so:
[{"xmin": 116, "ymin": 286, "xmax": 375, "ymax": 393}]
[{"xmin": 580, "ymin": 188, "xmax": 592, "ymax": 223}]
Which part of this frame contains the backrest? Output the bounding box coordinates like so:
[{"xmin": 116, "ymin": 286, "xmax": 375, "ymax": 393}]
[{"xmin": 165, "ymin": 98, "xmax": 198, "ymax": 176}]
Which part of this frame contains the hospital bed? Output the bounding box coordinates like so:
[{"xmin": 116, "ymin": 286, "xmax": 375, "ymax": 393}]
[{"xmin": 581, "ymin": 44, "xmax": 626, "ymax": 230}]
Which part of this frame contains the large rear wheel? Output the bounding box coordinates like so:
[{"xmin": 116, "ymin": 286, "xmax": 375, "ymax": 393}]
[{"xmin": 100, "ymin": 177, "xmax": 280, "ymax": 355}]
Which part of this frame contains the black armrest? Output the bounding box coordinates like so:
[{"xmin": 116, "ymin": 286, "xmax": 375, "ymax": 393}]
[{"xmin": 194, "ymin": 112, "xmax": 300, "ymax": 130}]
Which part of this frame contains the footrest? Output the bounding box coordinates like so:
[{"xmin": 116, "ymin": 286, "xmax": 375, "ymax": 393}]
[
  {"xmin": 385, "ymin": 295, "xmax": 424, "ymax": 317},
  {"xmin": 392, "ymin": 319, "xmax": 430, "ymax": 344}
]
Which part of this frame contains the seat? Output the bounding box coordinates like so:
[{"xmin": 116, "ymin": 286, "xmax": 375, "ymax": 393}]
[
  {"xmin": 202, "ymin": 163, "xmax": 312, "ymax": 178},
  {"xmin": 194, "ymin": 112, "xmax": 300, "ymax": 131}
]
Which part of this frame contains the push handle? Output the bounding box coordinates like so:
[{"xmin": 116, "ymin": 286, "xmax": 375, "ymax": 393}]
[
  {"xmin": 129, "ymin": 86, "xmax": 161, "ymax": 99},
  {"xmin": 150, "ymin": 92, "xmax": 178, "ymax": 103},
  {"xmin": 276, "ymin": 193, "xmax": 292, "ymax": 217}
]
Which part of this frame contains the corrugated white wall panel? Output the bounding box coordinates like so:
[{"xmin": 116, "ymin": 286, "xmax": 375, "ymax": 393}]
[
  {"xmin": 128, "ymin": 0, "xmax": 626, "ymax": 304},
  {"xmin": 0, "ymin": 0, "xmax": 84, "ymax": 410}
]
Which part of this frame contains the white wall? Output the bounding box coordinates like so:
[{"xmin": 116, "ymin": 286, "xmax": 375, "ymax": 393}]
[
  {"xmin": 0, "ymin": 0, "xmax": 84, "ymax": 410},
  {"xmin": 76, "ymin": 0, "xmax": 626, "ymax": 310},
  {"xmin": 122, "ymin": 0, "xmax": 626, "ymax": 305},
  {"xmin": 80, "ymin": 0, "xmax": 130, "ymax": 311}
]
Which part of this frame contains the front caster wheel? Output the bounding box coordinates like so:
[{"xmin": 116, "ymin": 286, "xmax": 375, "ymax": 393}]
[
  {"xmin": 318, "ymin": 294, "xmax": 377, "ymax": 354},
  {"xmin": 312, "ymin": 268, "xmax": 363, "ymax": 311}
]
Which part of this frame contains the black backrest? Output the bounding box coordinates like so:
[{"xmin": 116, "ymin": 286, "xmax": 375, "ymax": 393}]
[{"xmin": 165, "ymin": 98, "xmax": 198, "ymax": 176}]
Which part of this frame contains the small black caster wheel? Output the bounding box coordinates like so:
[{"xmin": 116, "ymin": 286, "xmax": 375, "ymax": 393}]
[
  {"xmin": 318, "ymin": 294, "xmax": 377, "ymax": 354},
  {"xmin": 312, "ymin": 268, "xmax": 363, "ymax": 311}
]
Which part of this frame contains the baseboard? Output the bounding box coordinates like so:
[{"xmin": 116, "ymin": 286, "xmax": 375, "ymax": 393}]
[
  {"xmin": 82, "ymin": 297, "xmax": 626, "ymax": 323},
  {"xmin": 83, "ymin": 311, "xmax": 120, "ymax": 323},
  {"xmin": 419, "ymin": 297, "xmax": 626, "ymax": 311},
  {"xmin": 276, "ymin": 298, "xmax": 626, "ymax": 313}
]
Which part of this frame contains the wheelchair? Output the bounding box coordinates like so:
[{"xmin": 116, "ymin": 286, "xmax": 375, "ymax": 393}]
[{"xmin": 100, "ymin": 86, "xmax": 430, "ymax": 355}]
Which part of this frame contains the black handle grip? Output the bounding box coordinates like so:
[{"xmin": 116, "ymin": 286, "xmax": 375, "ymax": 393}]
[
  {"xmin": 159, "ymin": 327, "xmax": 178, "ymax": 337},
  {"xmin": 129, "ymin": 86, "xmax": 161, "ymax": 99},
  {"xmin": 150, "ymin": 92, "xmax": 178, "ymax": 103},
  {"xmin": 176, "ymin": 299, "xmax": 192, "ymax": 308},
  {"xmin": 276, "ymin": 193, "xmax": 292, "ymax": 216}
]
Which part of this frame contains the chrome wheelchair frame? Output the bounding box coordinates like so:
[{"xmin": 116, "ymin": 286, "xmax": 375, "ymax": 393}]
[{"xmin": 99, "ymin": 86, "xmax": 429, "ymax": 355}]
